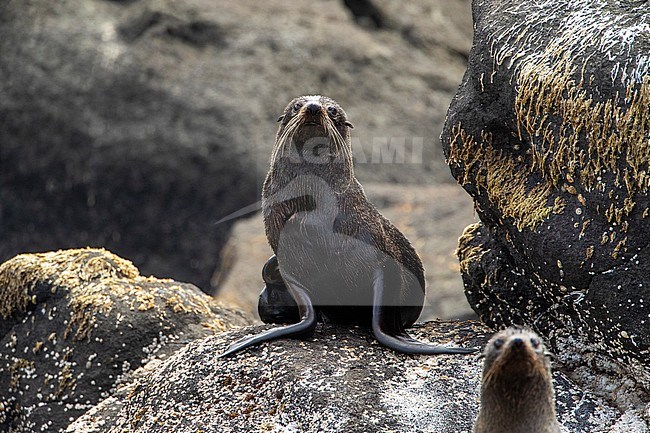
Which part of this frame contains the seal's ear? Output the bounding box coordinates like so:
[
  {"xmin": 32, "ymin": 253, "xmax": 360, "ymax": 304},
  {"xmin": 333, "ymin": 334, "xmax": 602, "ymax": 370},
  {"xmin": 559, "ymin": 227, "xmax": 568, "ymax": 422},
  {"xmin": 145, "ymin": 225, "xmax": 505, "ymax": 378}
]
[
  {"xmin": 277, "ymin": 115, "xmax": 284, "ymax": 122},
  {"xmin": 345, "ymin": 121, "xmax": 354, "ymax": 129}
]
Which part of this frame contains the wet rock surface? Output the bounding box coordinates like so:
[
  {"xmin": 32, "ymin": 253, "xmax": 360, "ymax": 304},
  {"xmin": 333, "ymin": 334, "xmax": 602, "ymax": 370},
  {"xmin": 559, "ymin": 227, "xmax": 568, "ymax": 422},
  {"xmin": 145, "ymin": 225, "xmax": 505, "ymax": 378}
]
[
  {"xmin": 442, "ymin": 0, "xmax": 650, "ymax": 426},
  {"xmin": 67, "ymin": 321, "xmax": 638, "ymax": 433},
  {"xmin": 0, "ymin": 0, "xmax": 472, "ymax": 292},
  {"xmin": 0, "ymin": 249, "xmax": 250, "ymax": 433}
]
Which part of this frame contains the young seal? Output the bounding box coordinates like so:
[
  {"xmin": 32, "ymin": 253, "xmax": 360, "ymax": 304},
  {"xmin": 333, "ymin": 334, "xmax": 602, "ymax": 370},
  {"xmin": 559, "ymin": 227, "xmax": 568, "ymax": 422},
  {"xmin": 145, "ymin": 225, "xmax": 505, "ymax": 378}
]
[
  {"xmin": 220, "ymin": 95, "xmax": 476, "ymax": 357},
  {"xmin": 474, "ymin": 327, "xmax": 561, "ymax": 433}
]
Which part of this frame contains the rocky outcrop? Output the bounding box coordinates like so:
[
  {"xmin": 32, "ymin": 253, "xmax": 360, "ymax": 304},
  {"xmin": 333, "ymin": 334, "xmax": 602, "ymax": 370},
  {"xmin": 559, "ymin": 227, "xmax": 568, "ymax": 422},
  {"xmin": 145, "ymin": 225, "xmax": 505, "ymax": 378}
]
[
  {"xmin": 0, "ymin": 0, "xmax": 472, "ymax": 292},
  {"xmin": 441, "ymin": 0, "xmax": 650, "ymax": 425},
  {"xmin": 1, "ymin": 249, "xmax": 644, "ymax": 432},
  {"xmin": 67, "ymin": 321, "xmax": 641, "ymax": 433},
  {"xmin": 0, "ymin": 249, "xmax": 250, "ymax": 433}
]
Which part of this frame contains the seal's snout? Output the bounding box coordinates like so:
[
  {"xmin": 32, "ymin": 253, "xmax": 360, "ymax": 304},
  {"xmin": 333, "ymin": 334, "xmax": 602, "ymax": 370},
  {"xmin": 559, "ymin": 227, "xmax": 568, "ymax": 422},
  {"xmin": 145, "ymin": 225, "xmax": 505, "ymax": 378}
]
[
  {"xmin": 511, "ymin": 337, "xmax": 524, "ymax": 349},
  {"xmin": 305, "ymin": 102, "xmax": 321, "ymax": 116}
]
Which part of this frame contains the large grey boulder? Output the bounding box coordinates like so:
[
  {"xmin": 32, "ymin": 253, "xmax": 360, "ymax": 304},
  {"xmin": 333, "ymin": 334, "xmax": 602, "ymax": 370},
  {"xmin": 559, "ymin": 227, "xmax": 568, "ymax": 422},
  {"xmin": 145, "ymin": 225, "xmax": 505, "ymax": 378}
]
[
  {"xmin": 0, "ymin": 249, "xmax": 250, "ymax": 433},
  {"xmin": 67, "ymin": 321, "xmax": 642, "ymax": 433},
  {"xmin": 441, "ymin": 0, "xmax": 650, "ymax": 426}
]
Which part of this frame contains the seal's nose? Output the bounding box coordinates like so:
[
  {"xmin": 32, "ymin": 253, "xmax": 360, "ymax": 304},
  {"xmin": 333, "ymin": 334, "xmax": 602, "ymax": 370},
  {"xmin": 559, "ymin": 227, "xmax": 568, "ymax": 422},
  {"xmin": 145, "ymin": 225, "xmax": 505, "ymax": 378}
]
[
  {"xmin": 512, "ymin": 338, "xmax": 524, "ymax": 349},
  {"xmin": 306, "ymin": 102, "xmax": 321, "ymax": 116}
]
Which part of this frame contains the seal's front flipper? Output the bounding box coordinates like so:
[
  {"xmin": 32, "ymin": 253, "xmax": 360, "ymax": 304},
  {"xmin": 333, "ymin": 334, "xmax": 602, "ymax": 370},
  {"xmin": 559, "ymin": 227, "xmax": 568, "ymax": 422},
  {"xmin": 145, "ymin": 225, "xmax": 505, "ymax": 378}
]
[
  {"xmin": 371, "ymin": 268, "xmax": 477, "ymax": 355},
  {"xmin": 261, "ymin": 255, "xmax": 284, "ymax": 285},
  {"xmin": 258, "ymin": 255, "xmax": 300, "ymax": 324},
  {"xmin": 220, "ymin": 277, "xmax": 316, "ymax": 358}
]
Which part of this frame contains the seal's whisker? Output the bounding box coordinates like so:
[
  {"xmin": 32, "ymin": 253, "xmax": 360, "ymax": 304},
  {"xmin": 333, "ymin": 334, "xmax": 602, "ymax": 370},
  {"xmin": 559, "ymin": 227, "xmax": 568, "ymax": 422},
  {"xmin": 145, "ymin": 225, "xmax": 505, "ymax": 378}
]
[
  {"xmin": 276, "ymin": 119, "xmax": 298, "ymax": 160},
  {"xmin": 272, "ymin": 115, "xmax": 302, "ymax": 163},
  {"xmin": 325, "ymin": 121, "xmax": 354, "ymax": 192}
]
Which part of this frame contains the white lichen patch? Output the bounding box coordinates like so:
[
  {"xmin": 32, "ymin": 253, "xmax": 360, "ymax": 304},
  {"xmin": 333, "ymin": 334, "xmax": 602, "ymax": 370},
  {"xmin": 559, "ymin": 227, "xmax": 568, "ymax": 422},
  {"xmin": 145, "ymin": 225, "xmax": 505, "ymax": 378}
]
[
  {"xmin": 40, "ymin": 321, "xmax": 647, "ymax": 433},
  {"xmin": 381, "ymin": 354, "xmax": 480, "ymax": 433}
]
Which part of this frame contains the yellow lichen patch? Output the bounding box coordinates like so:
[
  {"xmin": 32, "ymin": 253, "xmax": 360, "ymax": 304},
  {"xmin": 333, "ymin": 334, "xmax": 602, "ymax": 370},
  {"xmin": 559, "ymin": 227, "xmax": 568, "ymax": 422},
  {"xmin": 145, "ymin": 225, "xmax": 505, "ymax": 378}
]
[
  {"xmin": 133, "ymin": 289, "xmax": 156, "ymax": 312},
  {"xmin": 54, "ymin": 363, "xmax": 76, "ymax": 399},
  {"xmin": 32, "ymin": 341, "xmax": 43, "ymax": 354},
  {"xmin": 0, "ymin": 248, "xmax": 140, "ymax": 319},
  {"xmin": 456, "ymin": 223, "xmax": 485, "ymax": 276},
  {"xmin": 448, "ymin": 125, "xmax": 563, "ymax": 232},
  {"xmin": 165, "ymin": 294, "xmax": 191, "ymax": 314},
  {"xmin": 65, "ymin": 281, "xmax": 114, "ymax": 341},
  {"xmin": 0, "ymin": 261, "xmax": 40, "ymax": 320},
  {"xmin": 458, "ymin": 245, "xmax": 484, "ymax": 276},
  {"xmin": 200, "ymin": 318, "xmax": 228, "ymax": 333},
  {"xmin": 514, "ymin": 37, "xmax": 650, "ymax": 224},
  {"xmin": 0, "ymin": 248, "xmax": 237, "ymax": 341},
  {"xmin": 162, "ymin": 285, "xmax": 228, "ymax": 319},
  {"xmin": 9, "ymin": 358, "xmax": 34, "ymax": 389}
]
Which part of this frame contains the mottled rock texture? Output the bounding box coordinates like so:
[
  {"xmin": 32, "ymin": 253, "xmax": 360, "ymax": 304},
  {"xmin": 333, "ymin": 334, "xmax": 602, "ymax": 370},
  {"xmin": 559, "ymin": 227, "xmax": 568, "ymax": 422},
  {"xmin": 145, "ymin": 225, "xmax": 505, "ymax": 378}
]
[
  {"xmin": 441, "ymin": 0, "xmax": 650, "ymax": 426},
  {"xmin": 0, "ymin": 249, "xmax": 250, "ymax": 433},
  {"xmin": 0, "ymin": 0, "xmax": 472, "ymax": 292},
  {"xmin": 67, "ymin": 321, "xmax": 639, "ymax": 433}
]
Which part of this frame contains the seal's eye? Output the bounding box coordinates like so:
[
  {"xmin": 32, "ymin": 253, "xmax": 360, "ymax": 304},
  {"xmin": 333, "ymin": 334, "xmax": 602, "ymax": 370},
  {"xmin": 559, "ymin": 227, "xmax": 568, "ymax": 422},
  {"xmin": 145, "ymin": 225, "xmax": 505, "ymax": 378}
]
[
  {"xmin": 530, "ymin": 337, "xmax": 540, "ymax": 349},
  {"xmin": 493, "ymin": 338, "xmax": 504, "ymax": 349},
  {"xmin": 293, "ymin": 102, "xmax": 303, "ymax": 111},
  {"xmin": 327, "ymin": 106, "xmax": 338, "ymax": 117}
]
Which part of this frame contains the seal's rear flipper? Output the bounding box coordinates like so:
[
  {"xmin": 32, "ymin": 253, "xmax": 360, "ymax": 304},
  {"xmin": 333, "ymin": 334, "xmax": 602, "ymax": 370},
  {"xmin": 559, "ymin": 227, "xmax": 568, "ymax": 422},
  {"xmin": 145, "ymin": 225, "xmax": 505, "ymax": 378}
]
[
  {"xmin": 219, "ymin": 279, "xmax": 316, "ymax": 358},
  {"xmin": 258, "ymin": 255, "xmax": 300, "ymax": 324},
  {"xmin": 371, "ymin": 268, "xmax": 477, "ymax": 355}
]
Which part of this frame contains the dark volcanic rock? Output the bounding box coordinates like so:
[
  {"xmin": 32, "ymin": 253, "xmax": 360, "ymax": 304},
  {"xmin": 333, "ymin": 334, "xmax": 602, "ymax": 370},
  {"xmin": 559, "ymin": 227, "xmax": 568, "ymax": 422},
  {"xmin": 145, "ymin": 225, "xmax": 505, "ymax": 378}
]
[
  {"xmin": 0, "ymin": 0, "xmax": 473, "ymax": 292},
  {"xmin": 68, "ymin": 321, "xmax": 638, "ymax": 433},
  {"xmin": 441, "ymin": 0, "xmax": 650, "ymax": 425},
  {"xmin": 0, "ymin": 249, "xmax": 250, "ymax": 433}
]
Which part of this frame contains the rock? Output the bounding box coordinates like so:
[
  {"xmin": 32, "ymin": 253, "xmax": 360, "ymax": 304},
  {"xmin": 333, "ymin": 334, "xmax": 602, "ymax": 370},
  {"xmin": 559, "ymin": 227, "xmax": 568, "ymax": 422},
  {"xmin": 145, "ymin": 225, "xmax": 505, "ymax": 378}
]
[
  {"xmin": 213, "ymin": 182, "xmax": 478, "ymax": 322},
  {"xmin": 0, "ymin": 248, "xmax": 250, "ymax": 433},
  {"xmin": 0, "ymin": 0, "xmax": 472, "ymax": 291},
  {"xmin": 441, "ymin": 0, "xmax": 650, "ymax": 426},
  {"xmin": 67, "ymin": 321, "xmax": 639, "ymax": 433}
]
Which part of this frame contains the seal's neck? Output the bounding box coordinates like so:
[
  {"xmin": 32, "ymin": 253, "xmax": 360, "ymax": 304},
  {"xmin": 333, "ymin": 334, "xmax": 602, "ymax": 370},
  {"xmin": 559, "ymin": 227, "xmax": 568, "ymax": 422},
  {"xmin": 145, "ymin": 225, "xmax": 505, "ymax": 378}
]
[
  {"xmin": 267, "ymin": 150, "xmax": 355, "ymax": 193},
  {"xmin": 476, "ymin": 375, "xmax": 559, "ymax": 433}
]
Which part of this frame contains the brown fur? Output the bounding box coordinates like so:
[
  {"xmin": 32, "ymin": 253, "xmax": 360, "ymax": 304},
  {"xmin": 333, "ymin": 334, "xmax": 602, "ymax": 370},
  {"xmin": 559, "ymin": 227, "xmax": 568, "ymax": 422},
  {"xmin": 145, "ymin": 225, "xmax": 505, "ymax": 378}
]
[
  {"xmin": 261, "ymin": 95, "xmax": 424, "ymax": 324},
  {"xmin": 474, "ymin": 328, "xmax": 561, "ymax": 433}
]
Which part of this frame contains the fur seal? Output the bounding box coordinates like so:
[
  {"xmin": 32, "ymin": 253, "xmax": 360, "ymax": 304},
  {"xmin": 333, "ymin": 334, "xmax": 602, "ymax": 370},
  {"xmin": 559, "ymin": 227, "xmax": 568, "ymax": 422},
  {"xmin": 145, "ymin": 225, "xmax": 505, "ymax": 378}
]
[
  {"xmin": 474, "ymin": 327, "xmax": 561, "ymax": 433},
  {"xmin": 220, "ymin": 95, "xmax": 476, "ymax": 357}
]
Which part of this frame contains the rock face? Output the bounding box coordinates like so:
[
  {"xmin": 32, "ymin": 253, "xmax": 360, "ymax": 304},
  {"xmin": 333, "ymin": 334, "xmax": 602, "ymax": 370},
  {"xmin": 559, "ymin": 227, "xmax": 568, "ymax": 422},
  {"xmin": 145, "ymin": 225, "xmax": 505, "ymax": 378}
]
[
  {"xmin": 213, "ymin": 183, "xmax": 478, "ymax": 323},
  {"xmin": 441, "ymin": 0, "xmax": 650, "ymax": 424},
  {"xmin": 0, "ymin": 249, "xmax": 250, "ymax": 433},
  {"xmin": 0, "ymin": 249, "xmax": 643, "ymax": 433},
  {"xmin": 0, "ymin": 0, "xmax": 472, "ymax": 291},
  {"xmin": 67, "ymin": 321, "xmax": 639, "ymax": 433}
]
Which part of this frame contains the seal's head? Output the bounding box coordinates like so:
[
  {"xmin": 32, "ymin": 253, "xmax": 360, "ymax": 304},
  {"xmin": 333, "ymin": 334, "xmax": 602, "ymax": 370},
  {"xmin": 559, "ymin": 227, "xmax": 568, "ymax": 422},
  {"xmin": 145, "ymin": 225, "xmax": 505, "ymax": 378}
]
[
  {"xmin": 272, "ymin": 95, "xmax": 354, "ymax": 167},
  {"xmin": 482, "ymin": 327, "xmax": 552, "ymax": 389},
  {"xmin": 474, "ymin": 327, "xmax": 560, "ymax": 433}
]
